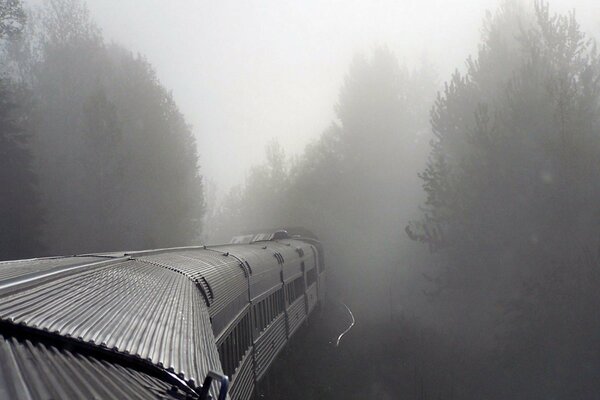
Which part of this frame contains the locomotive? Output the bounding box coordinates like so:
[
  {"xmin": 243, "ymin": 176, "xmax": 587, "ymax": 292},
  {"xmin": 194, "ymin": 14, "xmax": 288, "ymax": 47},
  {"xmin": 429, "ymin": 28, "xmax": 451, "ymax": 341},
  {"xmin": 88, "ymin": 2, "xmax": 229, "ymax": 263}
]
[{"xmin": 0, "ymin": 229, "xmax": 325, "ymax": 400}]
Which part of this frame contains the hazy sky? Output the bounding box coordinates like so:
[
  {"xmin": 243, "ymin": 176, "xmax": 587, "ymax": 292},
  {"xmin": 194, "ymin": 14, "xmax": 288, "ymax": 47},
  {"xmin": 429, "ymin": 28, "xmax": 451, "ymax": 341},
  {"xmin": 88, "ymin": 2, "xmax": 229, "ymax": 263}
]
[{"xmin": 44, "ymin": 0, "xmax": 600, "ymax": 194}]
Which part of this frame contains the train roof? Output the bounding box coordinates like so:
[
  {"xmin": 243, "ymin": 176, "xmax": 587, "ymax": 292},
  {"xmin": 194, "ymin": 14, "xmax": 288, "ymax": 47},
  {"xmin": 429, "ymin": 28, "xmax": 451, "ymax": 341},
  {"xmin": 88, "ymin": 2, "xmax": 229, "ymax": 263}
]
[
  {"xmin": 0, "ymin": 254, "xmax": 222, "ymax": 399},
  {"xmin": 230, "ymin": 227, "xmax": 320, "ymax": 244},
  {"xmin": 0, "ymin": 331, "xmax": 188, "ymax": 400},
  {"xmin": 0, "ymin": 234, "xmax": 323, "ymax": 399}
]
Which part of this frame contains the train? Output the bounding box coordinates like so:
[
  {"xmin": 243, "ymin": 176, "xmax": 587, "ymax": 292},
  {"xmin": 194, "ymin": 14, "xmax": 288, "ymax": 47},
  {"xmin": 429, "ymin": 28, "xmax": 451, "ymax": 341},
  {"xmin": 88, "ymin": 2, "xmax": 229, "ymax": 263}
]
[{"xmin": 0, "ymin": 228, "xmax": 325, "ymax": 400}]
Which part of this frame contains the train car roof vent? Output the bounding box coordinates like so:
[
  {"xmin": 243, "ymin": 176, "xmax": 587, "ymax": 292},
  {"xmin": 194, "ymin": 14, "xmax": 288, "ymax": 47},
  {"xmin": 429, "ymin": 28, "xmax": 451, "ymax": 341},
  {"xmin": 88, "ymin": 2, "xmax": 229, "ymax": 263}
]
[{"xmin": 196, "ymin": 276, "xmax": 214, "ymax": 305}]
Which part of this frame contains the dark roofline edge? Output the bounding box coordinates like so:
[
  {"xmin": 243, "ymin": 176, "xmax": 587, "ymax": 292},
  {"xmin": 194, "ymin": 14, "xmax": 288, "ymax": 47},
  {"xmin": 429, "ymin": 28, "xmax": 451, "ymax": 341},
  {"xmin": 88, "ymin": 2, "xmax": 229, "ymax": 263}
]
[{"xmin": 0, "ymin": 318, "xmax": 201, "ymax": 398}]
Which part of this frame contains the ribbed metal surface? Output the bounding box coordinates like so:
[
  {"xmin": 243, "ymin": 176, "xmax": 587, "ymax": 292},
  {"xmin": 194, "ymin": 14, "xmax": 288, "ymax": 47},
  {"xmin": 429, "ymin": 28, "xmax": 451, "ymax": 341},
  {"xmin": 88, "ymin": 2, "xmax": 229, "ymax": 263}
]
[
  {"xmin": 0, "ymin": 333, "xmax": 183, "ymax": 400},
  {"xmin": 254, "ymin": 313, "xmax": 287, "ymax": 381},
  {"xmin": 211, "ymin": 245, "xmax": 270, "ymax": 274},
  {"xmin": 0, "ymin": 259, "xmax": 222, "ymax": 387},
  {"xmin": 248, "ymin": 269, "xmax": 280, "ymax": 301},
  {"xmin": 229, "ymin": 351, "xmax": 254, "ymax": 400},
  {"xmin": 178, "ymin": 250, "xmax": 248, "ymax": 323},
  {"xmin": 287, "ymin": 296, "xmax": 306, "ymax": 338},
  {"xmin": 138, "ymin": 251, "xmax": 249, "ymax": 340},
  {"xmin": 0, "ymin": 238, "xmax": 323, "ymax": 400},
  {"xmin": 139, "ymin": 251, "xmax": 247, "ymax": 314},
  {"xmin": 0, "ymin": 256, "xmax": 105, "ymax": 282},
  {"xmin": 212, "ymin": 244, "xmax": 282, "ymax": 301},
  {"xmin": 265, "ymin": 243, "xmax": 302, "ymax": 282}
]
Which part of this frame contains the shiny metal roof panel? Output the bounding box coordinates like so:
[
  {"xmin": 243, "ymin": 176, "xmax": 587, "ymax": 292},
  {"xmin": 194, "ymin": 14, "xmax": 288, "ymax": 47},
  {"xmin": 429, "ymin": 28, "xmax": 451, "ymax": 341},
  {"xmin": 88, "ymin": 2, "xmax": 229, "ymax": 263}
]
[
  {"xmin": 210, "ymin": 244, "xmax": 279, "ymax": 276},
  {"xmin": 137, "ymin": 251, "xmax": 248, "ymax": 319},
  {"xmin": 0, "ymin": 256, "xmax": 106, "ymax": 282},
  {"xmin": 264, "ymin": 242, "xmax": 304, "ymax": 280},
  {"xmin": 0, "ymin": 333, "xmax": 183, "ymax": 400},
  {"xmin": 212, "ymin": 245, "xmax": 283, "ymax": 300},
  {"xmin": 0, "ymin": 259, "xmax": 222, "ymax": 387}
]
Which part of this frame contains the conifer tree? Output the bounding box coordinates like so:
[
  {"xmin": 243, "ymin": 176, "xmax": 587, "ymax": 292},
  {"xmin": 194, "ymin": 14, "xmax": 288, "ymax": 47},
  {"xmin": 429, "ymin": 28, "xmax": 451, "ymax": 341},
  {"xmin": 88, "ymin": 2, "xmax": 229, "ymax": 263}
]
[{"xmin": 0, "ymin": 0, "xmax": 43, "ymax": 260}]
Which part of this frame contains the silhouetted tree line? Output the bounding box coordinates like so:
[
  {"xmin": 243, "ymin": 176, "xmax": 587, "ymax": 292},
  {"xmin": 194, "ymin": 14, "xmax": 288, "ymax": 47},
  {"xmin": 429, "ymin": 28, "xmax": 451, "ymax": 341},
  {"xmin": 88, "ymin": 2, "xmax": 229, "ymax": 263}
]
[
  {"xmin": 0, "ymin": 0, "xmax": 42, "ymax": 260},
  {"xmin": 0, "ymin": 0, "xmax": 204, "ymax": 260},
  {"xmin": 213, "ymin": 1, "xmax": 600, "ymax": 399}
]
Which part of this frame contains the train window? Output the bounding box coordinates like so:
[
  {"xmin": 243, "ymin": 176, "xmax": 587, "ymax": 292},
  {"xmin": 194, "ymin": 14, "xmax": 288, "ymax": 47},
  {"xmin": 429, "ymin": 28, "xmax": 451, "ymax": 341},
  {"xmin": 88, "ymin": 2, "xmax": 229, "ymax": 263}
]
[
  {"xmin": 306, "ymin": 267, "xmax": 317, "ymax": 287},
  {"xmin": 286, "ymin": 276, "xmax": 305, "ymax": 305},
  {"xmin": 273, "ymin": 289, "xmax": 282, "ymax": 314},
  {"xmin": 218, "ymin": 312, "xmax": 252, "ymax": 379},
  {"xmin": 253, "ymin": 288, "xmax": 285, "ymax": 334}
]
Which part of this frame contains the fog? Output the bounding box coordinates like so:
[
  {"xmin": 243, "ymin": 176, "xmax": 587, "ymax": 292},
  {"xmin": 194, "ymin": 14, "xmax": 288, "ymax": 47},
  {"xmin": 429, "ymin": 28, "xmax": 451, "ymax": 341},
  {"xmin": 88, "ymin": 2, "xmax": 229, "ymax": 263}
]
[
  {"xmin": 3, "ymin": 0, "xmax": 600, "ymax": 399},
  {"xmin": 78, "ymin": 0, "xmax": 600, "ymax": 193}
]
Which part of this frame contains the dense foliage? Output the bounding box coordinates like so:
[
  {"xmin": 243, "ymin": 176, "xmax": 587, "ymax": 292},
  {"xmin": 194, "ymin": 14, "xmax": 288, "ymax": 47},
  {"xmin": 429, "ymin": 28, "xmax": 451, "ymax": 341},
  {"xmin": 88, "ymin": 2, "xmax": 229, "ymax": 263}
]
[
  {"xmin": 208, "ymin": 48, "xmax": 435, "ymax": 320},
  {"xmin": 1, "ymin": 0, "xmax": 204, "ymax": 258},
  {"xmin": 3, "ymin": 0, "xmax": 600, "ymax": 398},
  {"xmin": 0, "ymin": 0, "xmax": 43, "ymax": 259},
  {"xmin": 408, "ymin": 1, "xmax": 600, "ymax": 397},
  {"xmin": 215, "ymin": 2, "xmax": 600, "ymax": 399}
]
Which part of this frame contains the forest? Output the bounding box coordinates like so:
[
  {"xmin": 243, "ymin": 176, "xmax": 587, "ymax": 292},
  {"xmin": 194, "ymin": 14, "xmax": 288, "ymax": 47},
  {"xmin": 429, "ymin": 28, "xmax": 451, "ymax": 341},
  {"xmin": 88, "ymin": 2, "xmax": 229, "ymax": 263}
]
[
  {"xmin": 0, "ymin": 0, "xmax": 204, "ymax": 260},
  {"xmin": 2, "ymin": 0, "xmax": 600, "ymax": 399}
]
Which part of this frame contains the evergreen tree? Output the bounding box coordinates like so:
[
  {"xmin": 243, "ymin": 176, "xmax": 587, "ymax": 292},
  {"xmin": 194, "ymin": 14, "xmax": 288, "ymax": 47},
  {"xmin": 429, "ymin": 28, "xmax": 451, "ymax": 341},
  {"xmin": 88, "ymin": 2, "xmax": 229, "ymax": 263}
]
[
  {"xmin": 212, "ymin": 48, "xmax": 436, "ymax": 320},
  {"xmin": 0, "ymin": 0, "xmax": 43, "ymax": 260},
  {"xmin": 15, "ymin": 0, "xmax": 204, "ymax": 254},
  {"xmin": 0, "ymin": 80, "xmax": 43, "ymax": 260},
  {"xmin": 410, "ymin": 2, "xmax": 600, "ymax": 395}
]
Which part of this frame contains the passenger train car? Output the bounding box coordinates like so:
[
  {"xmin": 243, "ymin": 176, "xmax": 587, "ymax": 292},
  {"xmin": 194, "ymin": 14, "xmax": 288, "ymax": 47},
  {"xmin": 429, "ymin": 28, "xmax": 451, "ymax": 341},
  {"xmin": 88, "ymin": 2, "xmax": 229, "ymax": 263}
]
[{"xmin": 0, "ymin": 229, "xmax": 325, "ymax": 400}]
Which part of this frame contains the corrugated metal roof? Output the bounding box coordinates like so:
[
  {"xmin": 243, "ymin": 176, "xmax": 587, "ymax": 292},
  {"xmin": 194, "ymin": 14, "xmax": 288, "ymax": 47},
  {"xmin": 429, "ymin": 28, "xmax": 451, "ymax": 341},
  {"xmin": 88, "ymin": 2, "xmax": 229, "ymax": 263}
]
[
  {"xmin": 0, "ymin": 332, "xmax": 186, "ymax": 400},
  {"xmin": 0, "ymin": 256, "xmax": 106, "ymax": 282},
  {"xmin": 264, "ymin": 242, "xmax": 304, "ymax": 281},
  {"xmin": 0, "ymin": 259, "xmax": 222, "ymax": 388},
  {"xmin": 210, "ymin": 245, "xmax": 275, "ymax": 275},
  {"xmin": 211, "ymin": 245, "xmax": 281, "ymax": 301},
  {"xmin": 137, "ymin": 251, "xmax": 248, "ymax": 318}
]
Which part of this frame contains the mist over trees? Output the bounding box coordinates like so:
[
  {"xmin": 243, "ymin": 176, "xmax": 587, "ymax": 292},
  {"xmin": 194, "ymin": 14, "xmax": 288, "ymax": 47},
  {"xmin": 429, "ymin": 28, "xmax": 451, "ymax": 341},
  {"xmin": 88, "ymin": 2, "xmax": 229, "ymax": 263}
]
[
  {"xmin": 406, "ymin": 3, "xmax": 600, "ymax": 396},
  {"xmin": 1, "ymin": 0, "xmax": 600, "ymax": 398},
  {"xmin": 0, "ymin": 0, "xmax": 42, "ymax": 260},
  {"xmin": 211, "ymin": 1, "xmax": 600, "ymax": 399},
  {"xmin": 208, "ymin": 47, "xmax": 436, "ymax": 319},
  {"xmin": 0, "ymin": 0, "xmax": 204, "ymax": 259}
]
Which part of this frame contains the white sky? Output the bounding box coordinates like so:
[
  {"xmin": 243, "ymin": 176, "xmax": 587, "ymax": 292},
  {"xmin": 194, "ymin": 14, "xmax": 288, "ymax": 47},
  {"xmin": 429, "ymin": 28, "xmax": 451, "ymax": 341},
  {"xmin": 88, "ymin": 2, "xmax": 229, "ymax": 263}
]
[{"xmin": 38, "ymin": 0, "xmax": 600, "ymax": 194}]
